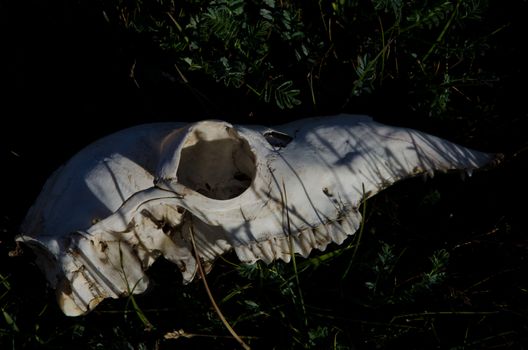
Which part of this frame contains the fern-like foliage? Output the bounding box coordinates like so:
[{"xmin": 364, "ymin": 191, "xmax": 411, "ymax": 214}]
[
  {"xmin": 364, "ymin": 242, "xmax": 450, "ymax": 304},
  {"xmin": 406, "ymin": 1, "xmax": 455, "ymax": 29},
  {"xmin": 108, "ymin": 0, "xmax": 311, "ymax": 109},
  {"xmin": 104, "ymin": 0, "xmax": 495, "ymax": 116}
]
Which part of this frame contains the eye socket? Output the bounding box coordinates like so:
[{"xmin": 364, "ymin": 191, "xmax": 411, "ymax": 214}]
[
  {"xmin": 263, "ymin": 131, "xmax": 293, "ymax": 148},
  {"xmin": 176, "ymin": 125, "xmax": 256, "ymax": 200}
]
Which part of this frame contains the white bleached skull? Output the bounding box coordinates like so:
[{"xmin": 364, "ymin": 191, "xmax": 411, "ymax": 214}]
[{"xmin": 17, "ymin": 115, "xmax": 498, "ymax": 316}]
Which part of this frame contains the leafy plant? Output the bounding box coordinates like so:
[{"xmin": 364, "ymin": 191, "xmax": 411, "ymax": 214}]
[
  {"xmin": 105, "ymin": 0, "xmax": 310, "ymax": 109},
  {"xmin": 2, "ymin": 0, "xmax": 526, "ymax": 348},
  {"xmin": 99, "ymin": 0, "xmax": 499, "ymax": 116}
]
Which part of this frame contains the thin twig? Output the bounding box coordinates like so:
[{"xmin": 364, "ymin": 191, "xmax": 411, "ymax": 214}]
[
  {"xmin": 189, "ymin": 224, "xmax": 251, "ymax": 350},
  {"xmin": 342, "ymin": 183, "xmax": 367, "ymax": 280},
  {"xmin": 422, "ymin": 0, "xmax": 462, "ymax": 62},
  {"xmin": 282, "ymin": 181, "xmax": 308, "ymax": 328},
  {"xmin": 391, "ymin": 310, "xmax": 499, "ymax": 323},
  {"xmin": 119, "ymin": 241, "xmax": 154, "ymax": 330}
]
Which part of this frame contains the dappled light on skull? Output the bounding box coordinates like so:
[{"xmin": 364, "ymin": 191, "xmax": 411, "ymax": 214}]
[{"xmin": 16, "ymin": 115, "xmax": 500, "ymax": 316}]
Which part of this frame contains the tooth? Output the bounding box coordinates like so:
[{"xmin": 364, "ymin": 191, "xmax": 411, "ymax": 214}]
[
  {"xmin": 269, "ymin": 237, "xmax": 281, "ymax": 261},
  {"xmin": 254, "ymin": 240, "xmax": 275, "ymax": 264},
  {"xmin": 279, "ymin": 255, "xmax": 291, "ymax": 263},
  {"xmin": 242, "ymin": 240, "xmax": 273, "ymax": 265},
  {"xmin": 327, "ymin": 223, "xmax": 348, "ymax": 245},
  {"xmin": 427, "ymin": 169, "xmax": 435, "ymax": 178},
  {"xmin": 342, "ymin": 210, "xmax": 362, "ymax": 233},
  {"xmin": 315, "ymin": 219, "xmax": 349, "ymax": 246},
  {"xmin": 234, "ymin": 245, "xmax": 257, "ymax": 264},
  {"xmin": 292, "ymin": 232, "xmax": 313, "ymax": 258},
  {"xmin": 277, "ymin": 241, "xmax": 292, "ymax": 263},
  {"xmin": 288, "ymin": 235, "xmax": 301, "ymax": 256},
  {"xmin": 301, "ymin": 227, "xmax": 317, "ymax": 248},
  {"xmin": 312, "ymin": 226, "xmax": 331, "ymax": 250},
  {"xmin": 275, "ymin": 236, "xmax": 292, "ymax": 263}
]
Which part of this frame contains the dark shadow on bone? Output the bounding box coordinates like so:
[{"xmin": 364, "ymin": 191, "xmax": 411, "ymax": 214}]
[{"xmin": 20, "ymin": 115, "xmax": 499, "ymax": 314}]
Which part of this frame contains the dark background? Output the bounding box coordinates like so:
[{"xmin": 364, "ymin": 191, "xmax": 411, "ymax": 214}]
[
  {"xmin": 1, "ymin": 0, "xmax": 527, "ymax": 348},
  {"xmin": 2, "ymin": 0, "xmax": 525, "ymax": 231}
]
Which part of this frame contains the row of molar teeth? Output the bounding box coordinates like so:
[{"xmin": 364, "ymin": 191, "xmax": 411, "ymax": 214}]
[{"xmin": 234, "ymin": 211, "xmax": 361, "ymax": 266}]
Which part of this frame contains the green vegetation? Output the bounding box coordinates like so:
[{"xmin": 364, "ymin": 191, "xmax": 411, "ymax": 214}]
[
  {"xmin": 101, "ymin": 0, "xmax": 503, "ymax": 117},
  {"xmin": 2, "ymin": 173, "xmax": 528, "ymax": 349},
  {"xmin": 1, "ymin": 0, "xmax": 527, "ymax": 348}
]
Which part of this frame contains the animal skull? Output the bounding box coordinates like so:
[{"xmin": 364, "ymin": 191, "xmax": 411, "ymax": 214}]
[{"xmin": 17, "ymin": 115, "xmax": 498, "ymax": 316}]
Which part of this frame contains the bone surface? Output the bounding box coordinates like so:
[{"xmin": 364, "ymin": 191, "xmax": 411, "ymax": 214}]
[{"xmin": 17, "ymin": 115, "xmax": 498, "ymax": 316}]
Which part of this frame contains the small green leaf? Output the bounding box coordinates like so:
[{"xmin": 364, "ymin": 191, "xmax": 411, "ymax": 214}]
[{"xmin": 2, "ymin": 308, "xmax": 20, "ymax": 333}]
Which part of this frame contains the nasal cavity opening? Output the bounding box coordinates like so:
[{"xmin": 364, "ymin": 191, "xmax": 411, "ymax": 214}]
[{"xmin": 176, "ymin": 124, "xmax": 256, "ymax": 200}]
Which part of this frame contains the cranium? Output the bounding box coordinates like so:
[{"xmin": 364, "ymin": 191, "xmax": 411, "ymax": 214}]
[{"xmin": 17, "ymin": 114, "xmax": 498, "ymax": 316}]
